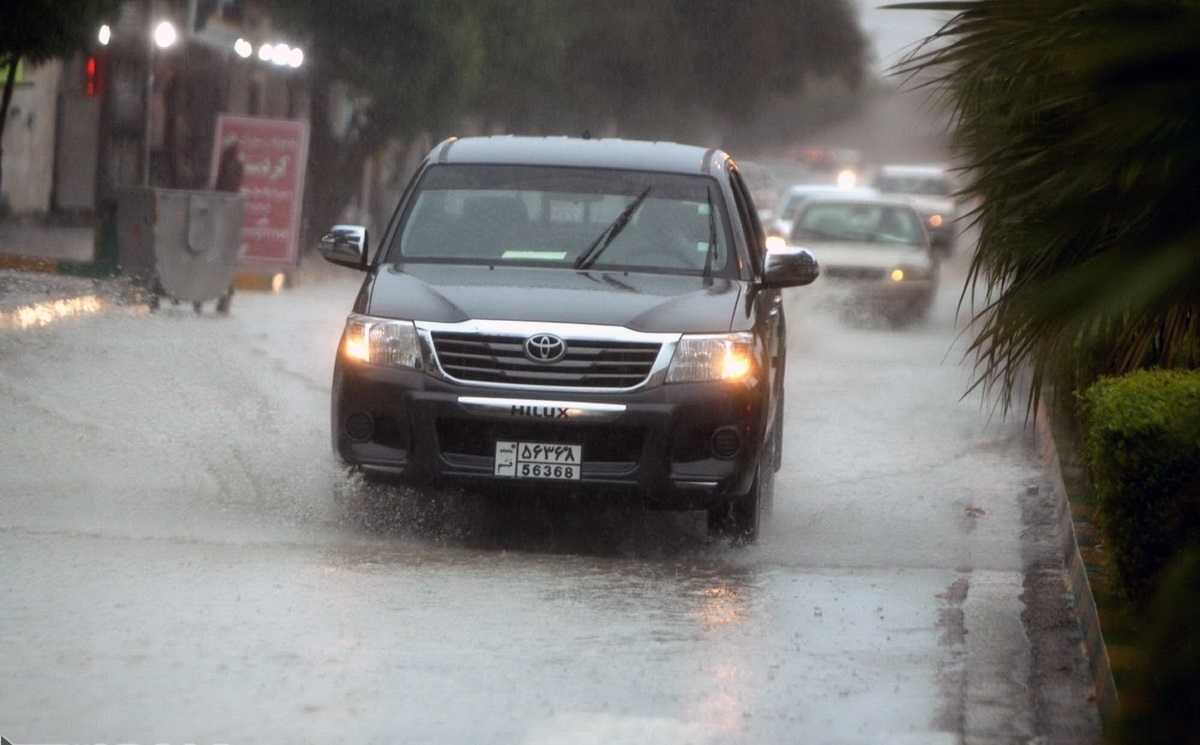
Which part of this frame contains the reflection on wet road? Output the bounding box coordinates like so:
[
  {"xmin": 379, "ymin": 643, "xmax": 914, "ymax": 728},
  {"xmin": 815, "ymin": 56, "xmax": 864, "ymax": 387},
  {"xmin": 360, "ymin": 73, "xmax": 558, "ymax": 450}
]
[
  {"xmin": 0, "ymin": 249, "xmax": 1091, "ymax": 743},
  {"xmin": 0, "ymin": 293, "xmax": 105, "ymax": 330}
]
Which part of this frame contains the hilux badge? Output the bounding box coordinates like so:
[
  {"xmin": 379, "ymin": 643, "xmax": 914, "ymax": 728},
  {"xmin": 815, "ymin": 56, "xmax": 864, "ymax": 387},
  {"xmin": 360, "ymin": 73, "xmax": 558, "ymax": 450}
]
[{"xmin": 524, "ymin": 334, "xmax": 567, "ymax": 363}]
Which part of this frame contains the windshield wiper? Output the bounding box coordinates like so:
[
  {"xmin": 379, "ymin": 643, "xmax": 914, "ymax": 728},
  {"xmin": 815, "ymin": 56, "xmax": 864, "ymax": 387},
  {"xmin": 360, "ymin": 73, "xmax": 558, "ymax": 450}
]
[{"xmin": 574, "ymin": 187, "xmax": 651, "ymax": 270}]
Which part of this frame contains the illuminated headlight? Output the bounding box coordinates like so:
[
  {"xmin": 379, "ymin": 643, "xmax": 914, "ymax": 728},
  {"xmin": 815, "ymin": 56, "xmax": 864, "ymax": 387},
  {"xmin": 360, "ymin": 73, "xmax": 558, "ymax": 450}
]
[
  {"xmin": 927, "ymin": 214, "xmax": 944, "ymax": 228},
  {"xmin": 341, "ymin": 315, "xmax": 422, "ymax": 368},
  {"xmin": 890, "ymin": 265, "xmax": 932, "ymax": 282},
  {"xmin": 667, "ymin": 333, "xmax": 755, "ymax": 383}
]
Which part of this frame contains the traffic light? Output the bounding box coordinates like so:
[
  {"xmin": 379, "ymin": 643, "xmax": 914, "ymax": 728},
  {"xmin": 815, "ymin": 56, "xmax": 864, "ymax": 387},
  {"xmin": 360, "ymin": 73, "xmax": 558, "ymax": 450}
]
[{"xmin": 84, "ymin": 54, "xmax": 103, "ymax": 97}]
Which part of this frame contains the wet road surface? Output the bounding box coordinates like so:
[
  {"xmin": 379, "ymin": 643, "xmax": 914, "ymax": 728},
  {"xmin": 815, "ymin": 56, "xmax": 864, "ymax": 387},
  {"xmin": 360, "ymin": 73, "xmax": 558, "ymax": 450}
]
[{"xmin": 0, "ymin": 249, "xmax": 1099, "ymax": 744}]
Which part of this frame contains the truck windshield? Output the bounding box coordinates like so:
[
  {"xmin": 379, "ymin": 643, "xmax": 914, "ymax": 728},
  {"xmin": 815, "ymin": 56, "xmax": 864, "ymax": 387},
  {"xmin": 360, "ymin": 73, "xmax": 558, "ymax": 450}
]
[{"xmin": 384, "ymin": 164, "xmax": 735, "ymax": 277}]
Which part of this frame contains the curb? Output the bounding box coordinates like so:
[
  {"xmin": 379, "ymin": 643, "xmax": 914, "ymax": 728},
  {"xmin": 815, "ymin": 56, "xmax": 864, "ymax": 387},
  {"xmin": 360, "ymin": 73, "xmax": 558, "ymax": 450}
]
[
  {"xmin": 1034, "ymin": 401, "xmax": 1119, "ymax": 724},
  {"xmin": 0, "ymin": 252, "xmax": 339, "ymax": 288},
  {"xmin": 0, "ymin": 254, "xmax": 77, "ymax": 274}
]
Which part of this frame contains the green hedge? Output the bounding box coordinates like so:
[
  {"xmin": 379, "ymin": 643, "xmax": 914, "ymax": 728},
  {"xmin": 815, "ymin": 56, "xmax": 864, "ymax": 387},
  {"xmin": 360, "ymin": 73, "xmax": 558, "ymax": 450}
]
[
  {"xmin": 1113, "ymin": 547, "xmax": 1200, "ymax": 745},
  {"xmin": 1080, "ymin": 369, "xmax": 1200, "ymax": 603}
]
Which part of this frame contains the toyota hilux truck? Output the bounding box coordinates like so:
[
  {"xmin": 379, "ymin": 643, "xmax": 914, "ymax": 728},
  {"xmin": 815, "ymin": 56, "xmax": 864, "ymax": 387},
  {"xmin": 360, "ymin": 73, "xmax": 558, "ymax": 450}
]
[{"xmin": 319, "ymin": 136, "xmax": 819, "ymax": 541}]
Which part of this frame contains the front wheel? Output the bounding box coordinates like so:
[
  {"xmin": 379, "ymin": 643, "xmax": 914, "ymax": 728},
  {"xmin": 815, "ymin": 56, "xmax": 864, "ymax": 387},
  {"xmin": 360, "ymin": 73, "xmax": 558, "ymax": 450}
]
[
  {"xmin": 707, "ymin": 439, "xmax": 775, "ymax": 544},
  {"xmin": 772, "ymin": 388, "xmax": 785, "ymax": 473}
]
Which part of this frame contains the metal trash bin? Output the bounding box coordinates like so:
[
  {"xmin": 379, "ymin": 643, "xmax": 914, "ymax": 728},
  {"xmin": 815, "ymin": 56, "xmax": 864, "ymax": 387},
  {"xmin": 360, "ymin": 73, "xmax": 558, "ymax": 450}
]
[{"xmin": 116, "ymin": 187, "xmax": 244, "ymax": 313}]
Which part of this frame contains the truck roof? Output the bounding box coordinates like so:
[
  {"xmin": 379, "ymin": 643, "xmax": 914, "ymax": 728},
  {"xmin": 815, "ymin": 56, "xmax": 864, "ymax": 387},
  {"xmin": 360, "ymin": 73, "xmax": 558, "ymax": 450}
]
[{"xmin": 430, "ymin": 136, "xmax": 729, "ymax": 177}]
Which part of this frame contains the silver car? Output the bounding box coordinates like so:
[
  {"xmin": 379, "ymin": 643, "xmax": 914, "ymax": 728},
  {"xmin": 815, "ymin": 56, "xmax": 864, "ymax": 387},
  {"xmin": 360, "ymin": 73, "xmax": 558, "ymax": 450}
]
[
  {"xmin": 767, "ymin": 183, "xmax": 879, "ymax": 239},
  {"xmin": 870, "ymin": 164, "xmax": 959, "ymax": 254},
  {"xmin": 786, "ymin": 193, "xmax": 938, "ymax": 324}
]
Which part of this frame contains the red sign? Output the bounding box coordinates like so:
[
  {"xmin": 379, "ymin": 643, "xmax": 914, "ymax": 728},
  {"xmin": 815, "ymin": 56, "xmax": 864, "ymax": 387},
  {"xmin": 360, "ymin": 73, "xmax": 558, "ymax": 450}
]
[{"xmin": 210, "ymin": 115, "xmax": 309, "ymax": 270}]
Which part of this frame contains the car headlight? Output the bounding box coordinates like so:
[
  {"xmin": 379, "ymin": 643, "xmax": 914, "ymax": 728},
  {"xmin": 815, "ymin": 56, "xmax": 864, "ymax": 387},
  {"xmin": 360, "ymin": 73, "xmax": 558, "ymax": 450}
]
[
  {"xmin": 341, "ymin": 315, "xmax": 422, "ymax": 368},
  {"xmin": 927, "ymin": 214, "xmax": 944, "ymax": 228},
  {"xmin": 666, "ymin": 332, "xmax": 755, "ymax": 383},
  {"xmin": 890, "ymin": 264, "xmax": 934, "ymax": 282}
]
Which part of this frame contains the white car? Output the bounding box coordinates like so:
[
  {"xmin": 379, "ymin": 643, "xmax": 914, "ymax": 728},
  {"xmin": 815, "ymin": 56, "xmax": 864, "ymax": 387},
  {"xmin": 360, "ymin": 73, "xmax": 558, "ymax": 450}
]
[
  {"xmin": 768, "ymin": 183, "xmax": 878, "ymax": 239},
  {"xmin": 787, "ymin": 193, "xmax": 938, "ymax": 324},
  {"xmin": 870, "ymin": 164, "xmax": 959, "ymax": 254}
]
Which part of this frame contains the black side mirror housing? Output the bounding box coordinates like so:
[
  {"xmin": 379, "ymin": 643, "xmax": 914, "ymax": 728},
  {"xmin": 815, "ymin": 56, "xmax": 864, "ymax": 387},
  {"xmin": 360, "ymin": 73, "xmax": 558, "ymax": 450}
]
[
  {"xmin": 762, "ymin": 245, "xmax": 820, "ymax": 288},
  {"xmin": 319, "ymin": 225, "xmax": 369, "ymax": 269}
]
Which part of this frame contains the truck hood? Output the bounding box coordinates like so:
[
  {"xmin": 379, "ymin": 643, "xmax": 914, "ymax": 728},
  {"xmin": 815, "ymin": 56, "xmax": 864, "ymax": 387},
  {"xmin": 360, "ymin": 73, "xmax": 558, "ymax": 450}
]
[{"xmin": 362, "ymin": 264, "xmax": 746, "ymax": 334}]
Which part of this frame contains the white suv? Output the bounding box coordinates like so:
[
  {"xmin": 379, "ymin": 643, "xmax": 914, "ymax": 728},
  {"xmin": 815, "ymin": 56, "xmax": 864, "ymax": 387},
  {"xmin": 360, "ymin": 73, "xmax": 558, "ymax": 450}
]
[{"xmin": 871, "ymin": 164, "xmax": 959, "ymax": 254}]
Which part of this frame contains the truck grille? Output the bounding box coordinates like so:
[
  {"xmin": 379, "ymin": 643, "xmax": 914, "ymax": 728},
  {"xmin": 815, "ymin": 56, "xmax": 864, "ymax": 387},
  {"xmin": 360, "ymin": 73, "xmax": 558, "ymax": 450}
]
[{"xmin": 430, "ymin": 332, "xmax": 660, "ymax": 389}]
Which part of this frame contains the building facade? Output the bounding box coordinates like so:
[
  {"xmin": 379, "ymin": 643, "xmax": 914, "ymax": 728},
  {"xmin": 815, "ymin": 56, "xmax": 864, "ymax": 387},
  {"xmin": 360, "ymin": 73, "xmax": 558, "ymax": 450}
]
[
  {"xmin": 1, "ymin": 0, "xmax": 306, "ymax": 222},
  {"xmin": 2, "ymin": 61, "xmax": 66, "ymax": 215}
]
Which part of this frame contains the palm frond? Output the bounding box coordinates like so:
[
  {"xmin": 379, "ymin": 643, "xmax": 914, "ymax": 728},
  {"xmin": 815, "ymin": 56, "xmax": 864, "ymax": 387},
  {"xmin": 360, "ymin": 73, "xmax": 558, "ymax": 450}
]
[{"xmin": 897, "ymin": 0, "xmax": 1200, "ymax": 415}]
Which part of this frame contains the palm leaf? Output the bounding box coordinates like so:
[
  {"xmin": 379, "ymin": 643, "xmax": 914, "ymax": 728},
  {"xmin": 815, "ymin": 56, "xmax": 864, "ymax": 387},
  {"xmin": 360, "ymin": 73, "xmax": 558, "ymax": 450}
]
[{"xmin": 895, "ymin": 0, "xmax": 1200, "ymax": 416}]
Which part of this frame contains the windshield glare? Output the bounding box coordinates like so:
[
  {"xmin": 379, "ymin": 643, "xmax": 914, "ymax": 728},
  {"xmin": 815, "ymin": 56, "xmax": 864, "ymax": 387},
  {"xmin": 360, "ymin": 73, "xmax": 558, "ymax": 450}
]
[
  {"xmin": 790, "ymin": 202, "xmax": 925, "ymax": 246},
  {"xmin": 387, "ymin": 164, "xmax": 733, "ymax": 276}
]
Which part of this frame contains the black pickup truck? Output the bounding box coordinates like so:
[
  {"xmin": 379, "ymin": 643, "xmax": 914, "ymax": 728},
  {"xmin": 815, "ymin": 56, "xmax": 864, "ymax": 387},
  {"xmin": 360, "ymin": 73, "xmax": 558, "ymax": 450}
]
[{"xmin": 319, "ymin": 135, "xmax": 819, "ymax": 541}]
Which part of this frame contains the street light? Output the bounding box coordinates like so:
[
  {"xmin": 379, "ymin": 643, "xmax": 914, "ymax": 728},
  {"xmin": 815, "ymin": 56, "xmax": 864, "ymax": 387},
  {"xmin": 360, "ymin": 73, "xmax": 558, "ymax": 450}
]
[
  {"xmin": 143, "ymin": 20, "xmax": 177, "ymax": 186},
  {"xmin": 258, "ymin": 41, "xmax": 304, "ymax": 68},
  {"xmin": 153, "ymin": 21, "xmax": 177, "ymax": 49}
]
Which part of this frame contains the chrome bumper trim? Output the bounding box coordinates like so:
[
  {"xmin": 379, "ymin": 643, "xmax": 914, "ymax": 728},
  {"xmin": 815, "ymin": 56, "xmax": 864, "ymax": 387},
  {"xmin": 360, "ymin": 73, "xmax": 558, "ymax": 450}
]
[{"xmin": 457, "ymin": 396, "xmax": 627, "ymax": 422}]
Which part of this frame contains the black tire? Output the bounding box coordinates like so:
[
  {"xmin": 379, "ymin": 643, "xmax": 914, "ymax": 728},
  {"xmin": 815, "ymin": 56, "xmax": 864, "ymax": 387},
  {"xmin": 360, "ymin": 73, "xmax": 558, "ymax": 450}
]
[
  {"xmin": 762, "ymin": 421, "xmax": 779, "ymax": 519},
  {"xmin": 772, "ymin": 388, "xmax": 785, "ymax": 473},
  {"xmin": 707, "ymin": 438, "xmax": 774, "ymax": 544},
  {"xmin": 216, "ymin": 286, "xmax": 233, "ymax": 314}
]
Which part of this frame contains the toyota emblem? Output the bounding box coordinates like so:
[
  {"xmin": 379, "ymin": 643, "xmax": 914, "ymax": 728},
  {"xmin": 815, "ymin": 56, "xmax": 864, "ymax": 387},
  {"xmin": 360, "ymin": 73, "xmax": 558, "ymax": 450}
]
[{"xmin": 524, "ymin": 334, "xmax": 567, "ymax": 363}]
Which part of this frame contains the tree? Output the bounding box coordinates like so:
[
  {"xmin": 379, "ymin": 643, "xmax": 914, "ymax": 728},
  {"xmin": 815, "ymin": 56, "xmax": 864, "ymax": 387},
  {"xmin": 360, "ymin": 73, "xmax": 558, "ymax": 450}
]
[
  {"xmin": 552, "ymin": 0, "xmax": 868, "ymax": 145},
  {"xmin": 896, "ymin": 0, "xmax": 1200, "ymax": 415},
  {"xmin": 266, "ymin": 0, "xmax": 869, "ymax": 246},
  {"xmin": 0, "ymin": 0, "xmax": 121, "ymax": 192},
  {"xmin": 265, "ymin": 0, "xmax": 487, "ymax": 246},
  {"xmin": 468, "ymin": 0, "xmax": 570, "ymax": 134}
]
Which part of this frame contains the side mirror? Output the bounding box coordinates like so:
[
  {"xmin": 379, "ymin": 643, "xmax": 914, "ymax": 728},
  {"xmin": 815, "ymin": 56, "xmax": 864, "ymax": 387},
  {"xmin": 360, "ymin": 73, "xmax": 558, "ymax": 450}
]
[
  {"xmin": 319, "ymin": 225, "xmax": 369, "ymax": 269},
  {"xmin": 763, "ymin": 245, "xmax": 819, "ymax": 288}
]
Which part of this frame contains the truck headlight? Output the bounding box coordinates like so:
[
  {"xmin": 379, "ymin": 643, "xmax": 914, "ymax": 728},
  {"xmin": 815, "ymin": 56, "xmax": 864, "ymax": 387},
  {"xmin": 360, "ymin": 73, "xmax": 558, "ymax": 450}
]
[
  {"xmin": 666, "ymin": 333, "xmax": 755, "ymax": 383},
  {"xmin": 341, "ymin": 315, "xmax": 422, "ymax": 368}
]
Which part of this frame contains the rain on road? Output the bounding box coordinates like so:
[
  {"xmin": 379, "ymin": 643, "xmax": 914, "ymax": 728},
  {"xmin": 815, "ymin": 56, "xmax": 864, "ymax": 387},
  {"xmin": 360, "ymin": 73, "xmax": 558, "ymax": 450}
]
[{"xmin": 0, "ymin": 244, "xmax": 1098, "ymax": 744}]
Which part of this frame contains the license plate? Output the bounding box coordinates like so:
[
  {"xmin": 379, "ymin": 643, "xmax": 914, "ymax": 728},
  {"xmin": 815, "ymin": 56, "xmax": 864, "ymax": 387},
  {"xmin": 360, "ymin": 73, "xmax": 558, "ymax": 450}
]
[{"xmin": 494, "ymin": 441, "xmax": 582, "ymax": 480}]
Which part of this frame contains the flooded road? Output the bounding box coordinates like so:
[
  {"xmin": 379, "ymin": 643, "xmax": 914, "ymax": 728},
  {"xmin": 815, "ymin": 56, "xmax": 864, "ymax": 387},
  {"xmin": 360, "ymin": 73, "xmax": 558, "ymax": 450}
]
[{"xmin": 0, "ymin": 246, "xmax": 1098, "ymax": 744}]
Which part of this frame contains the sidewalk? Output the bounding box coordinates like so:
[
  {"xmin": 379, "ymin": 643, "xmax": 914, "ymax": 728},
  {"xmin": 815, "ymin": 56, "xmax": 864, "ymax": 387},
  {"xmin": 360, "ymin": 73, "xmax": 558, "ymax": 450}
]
[
  {"xmin": 0, "ymin": 214, "xmax": 356, "ymax": 313},
  {"xmin": 0, "ymin": 217, "xmax": 111, "ymax": 312},
  {"xmin": 0, "ymin": 216, "xmax": 97, "ymax": 267}
]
